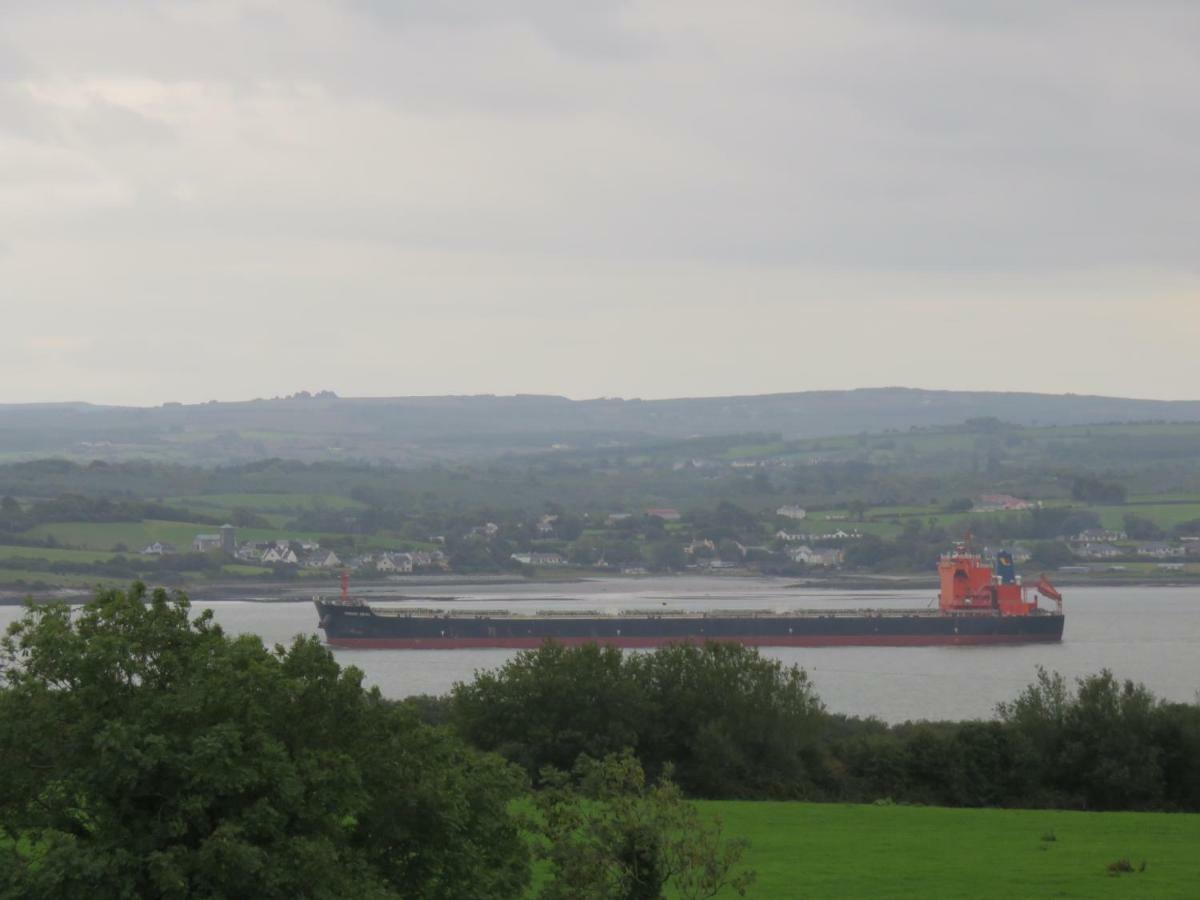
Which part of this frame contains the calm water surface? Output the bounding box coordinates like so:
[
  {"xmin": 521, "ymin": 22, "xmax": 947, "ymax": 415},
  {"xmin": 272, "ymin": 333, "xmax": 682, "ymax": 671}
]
[{"xmin": 4, "ymin": 577, "xmax": 1198, "ymax": 723}]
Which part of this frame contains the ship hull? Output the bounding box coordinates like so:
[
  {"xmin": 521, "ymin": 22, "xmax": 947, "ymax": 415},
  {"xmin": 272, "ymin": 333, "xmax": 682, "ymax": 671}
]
[{"xmin": 316, "ymin": 602, "xmax": 1064, "ymax": 650}]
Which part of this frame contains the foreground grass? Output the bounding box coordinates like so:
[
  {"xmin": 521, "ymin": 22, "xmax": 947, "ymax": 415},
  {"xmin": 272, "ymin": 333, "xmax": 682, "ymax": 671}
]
[{"xmin": 699, "ymin": 802, "xmax": 1200, "ymax": 899}]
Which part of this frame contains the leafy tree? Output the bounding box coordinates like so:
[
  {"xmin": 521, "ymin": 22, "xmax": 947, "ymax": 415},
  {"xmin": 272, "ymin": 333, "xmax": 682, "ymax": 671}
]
[
  {"xmin": 1070, "ymin": 475, "xmax": 1126, "ymax": 505},
  {"xmin": 1029, "ymin": 540, "xmax": 1074, "ymax": 569},
  {"xmin": 534, "ymin": 752, "xmax": 754, "ymax": 900},
  {"xmin": 453, "ymin": 642, "xmax": 825, "ymax": 799},
  {"xmin": 644, "ymin": 542, "xmax": 685, "ymax": 572},
  {"xmin": 630, "ymin": 643, "xmax": 825, "ymax": 798},
  {"xmin": 0, "ymin": 585, "xmax": 530, "ymax": 899},
  {"xmin": 230, "ymin": 506, "xmax": 272, "ymax": 528},
  {"xmin": 1122, "ymin": 513, "xmax": 1165, "ymax": 540},
  {"xmin": 998, "ymin": 668, "xmax": 1167, "ymax": 809},
  {"xmin": 452, "ymin": 642, "xmax": 649, "ymax": 778}
]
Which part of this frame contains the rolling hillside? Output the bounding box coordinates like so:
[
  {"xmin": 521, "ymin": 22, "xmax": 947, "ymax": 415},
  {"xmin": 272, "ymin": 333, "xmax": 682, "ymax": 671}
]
[{"xmin": 3, "ymin": 388, "xmax": 1200, "ymax": 465}]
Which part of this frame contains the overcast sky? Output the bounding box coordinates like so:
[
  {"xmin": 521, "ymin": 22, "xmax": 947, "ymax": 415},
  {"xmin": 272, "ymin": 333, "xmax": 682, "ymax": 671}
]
[{"xmin": 2, "ymin": 0, "xmax": 1197, "ymax": 405}]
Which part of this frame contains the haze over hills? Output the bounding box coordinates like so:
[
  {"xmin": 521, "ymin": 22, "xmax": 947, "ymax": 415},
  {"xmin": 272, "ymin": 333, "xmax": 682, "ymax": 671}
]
[{"xmin": 3, "ymin": 388, "xmax": 1200, "ymax": 466}]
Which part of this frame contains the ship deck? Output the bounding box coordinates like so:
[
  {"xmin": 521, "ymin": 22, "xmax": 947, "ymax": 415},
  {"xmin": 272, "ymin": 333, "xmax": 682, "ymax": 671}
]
[{"xmin": 326, "ymin": 604, "xmax": 1060, "ymax": 621}]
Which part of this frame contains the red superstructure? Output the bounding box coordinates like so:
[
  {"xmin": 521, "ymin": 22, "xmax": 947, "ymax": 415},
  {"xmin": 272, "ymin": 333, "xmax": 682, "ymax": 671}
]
[{"xmin": 938, "ymin": 539, "xmax": 1061, "ymax": 616}]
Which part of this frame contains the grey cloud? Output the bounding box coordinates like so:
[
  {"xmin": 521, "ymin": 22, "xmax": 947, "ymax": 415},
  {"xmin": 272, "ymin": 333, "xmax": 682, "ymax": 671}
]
[
  {"xmin": 346, "ymin": 0, "xmax": 643, "ymax": 58},
  {"xmin": 1, "ymin": 0, "xmax": 1198, "ymax": 405}
]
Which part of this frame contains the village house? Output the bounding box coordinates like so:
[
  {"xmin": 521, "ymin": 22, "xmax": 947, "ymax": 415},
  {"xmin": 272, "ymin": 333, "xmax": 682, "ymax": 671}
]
[
  {"xmin": 192, "ymin": 534, "xmax": 222, "ymax": 553},
  {"xmin": 606, "ymin": 513, "xmax": 633, "ymax": 525},
  {"xmin": 376, "ymin": 552, "xmax": 414, "ymax": 574},
  {"xmin": 1074, "ymin": 542, "xmax": 1122, "ymax": 559},
  {"xmin": 511, "ymin": 552, "xmax": 566, "ymax": 566},
  {"xmin": 1137, "ymin": 542, "xmax": 1186, "ymax": 559},
  {"xmin": 302, "ymin": 549, "xmax": 342, "ymax": 569},
  {"xmin": 235, "ymin": 541, "xmax": 271, "ymax": 562},
  {"xmin": 535, "ymin": 514, "xmax": 558, "ymax": 536},
  {"xmin": 775, "ymin": 505, "xmax": 807, "ymax": 520},
  {"xmin": 774, "ymin": 530, "xmax": 807, "ymax": 542},
  {"xmin": 787, "ymin": 545, "xmax": 844, "ymax": 567},
  {"xmin": 139, "ymin": 541, "xmax": 176, "ymax": 556},
  {"xmin": 975, "ymin": 494, "xmax": 1034, "ymax": 512},
  {"xmin": 1072, "ymin": 528, "xmax": 1128, "ymax": 543},
  {"xmin": 645, "ymin": 508, "xmax": 681, "ymax": 522},
  {"xmin": 261, "ymin": 544, "xmax": 299, "ymax": 565},
  {"xmin": 684, "ymin": 539, "xmax": 717, "ymax": 556}
]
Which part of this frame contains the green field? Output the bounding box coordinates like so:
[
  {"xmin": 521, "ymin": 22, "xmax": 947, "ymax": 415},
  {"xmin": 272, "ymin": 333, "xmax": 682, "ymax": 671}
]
[
  {"xmin": 22, "ymin": 520, "xmax": 330, "ymax": 553},
  {"xmin": 697, "ymin": 802, "xmax": 1200, "ymax": 899},
  {"xmin": 1094, "ymin": 503, "xmax": 1200, "ymax": 531},
  {"xmin": 0, "ymin": 545, "xmax": 119, "ymax": 564},
  {"xmin": 167, "ymin": 492, "xmax": 366, "ymax": 514}
]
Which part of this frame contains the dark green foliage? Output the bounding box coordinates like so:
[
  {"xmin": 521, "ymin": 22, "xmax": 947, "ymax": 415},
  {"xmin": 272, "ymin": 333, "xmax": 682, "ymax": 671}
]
[
  {"xmin": 451, "ymin": 643, "xmax": 651, "ymax": 777},
  {"xmin": 450, "ymin": 648, "xmax": 1200, "ymax": 813},
  {"xmin": 1122, "ymin": 513, "xmax": 1165, "ymax": 540},
  {"xmin": 1070, "ymin": 475, "xmax": 1127, "ymax": 505},
  {"xmin": 0, "ymin": 585, "xmax": 529, "ymax": 900},
  {"xmin": 533, "ymin": 752, "xmax": 754, "ymax": 900},
  {"xmin": 452, "ymin": 642, "xmax": 824, "ymax": 799}
]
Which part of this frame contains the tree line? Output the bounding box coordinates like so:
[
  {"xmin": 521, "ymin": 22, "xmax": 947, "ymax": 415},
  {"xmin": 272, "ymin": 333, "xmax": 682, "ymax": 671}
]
[
  {"xmin": 442, "ymin": 643, "xmax": 1200, "ymax": 813},
  {"xmin": 0, "ymin": 588, "xmax": 752, "ymax": 900}
]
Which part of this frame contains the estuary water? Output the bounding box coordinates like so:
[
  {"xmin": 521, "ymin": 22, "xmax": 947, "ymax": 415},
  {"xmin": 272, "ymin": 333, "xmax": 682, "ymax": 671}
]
[{"xmin": 4, "ymin": 577, "xmax": 1199, "ymax": 723}]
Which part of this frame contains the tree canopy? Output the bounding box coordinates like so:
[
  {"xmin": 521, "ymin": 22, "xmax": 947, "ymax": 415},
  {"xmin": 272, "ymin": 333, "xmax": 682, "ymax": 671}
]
[{"xmin": 0, "ymin": 585, "xmax": 529, "ymax": 900}]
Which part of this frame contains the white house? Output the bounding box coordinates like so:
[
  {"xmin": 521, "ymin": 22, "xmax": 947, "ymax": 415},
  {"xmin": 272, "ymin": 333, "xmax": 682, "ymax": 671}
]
[
  {"xmin": 376, "ymin": 552, "xmax": 414, "ymax": 574},
  {"xmin": 261, "ymin": 545, "xmax": 299, "ymax": 565},
  {"xmin": 1137, "ymin": 542, "xmax": 1186, "ymax": 559},
  {"xmin": 140, "ymin": 541, "xmax": 176, "ymax": 556},
  {"xmin": 511, "ymin": 552, "xmax": 566, "ymax": 566},
  {"xmin": 776, "ymin": 505, "xmax": 808, "ymax": 520},
  {"xmin": 192, "ymin": 534, "xmax": 222, "ymax": 553},
  {"xmin": 302, "ymin": 550, "xmax": 342, "ymax": 569},
  {"xmin": 1072, "ymin": 528, "xmax": 1127, "ymax": 543},
  {"xmin": 1075, "ymin": 542, "xmax": 1122, "ymax": 559},
  {"xmin": 787, "ymin": 545, "xmax": 844, "ymax": 567}
]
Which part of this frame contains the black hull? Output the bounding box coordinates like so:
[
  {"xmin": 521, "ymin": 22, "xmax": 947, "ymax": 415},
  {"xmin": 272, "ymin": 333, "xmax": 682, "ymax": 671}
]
[{"xmin": 315, "ymin": 601, "xmax": 1065, "ymax": 649}]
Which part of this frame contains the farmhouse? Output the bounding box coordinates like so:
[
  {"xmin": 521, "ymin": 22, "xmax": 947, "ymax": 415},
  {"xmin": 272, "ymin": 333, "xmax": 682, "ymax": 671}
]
[
  {"xmin": 975, "ymin": 494, "xmax": 1034, "ymax": 512},
  {"xmin": 788, "ymin": 545, "xmax": 844, "ymax": 567},
  {"xmin": 192, "ymin": 534, "xmax": 222, "ymax": 553},
  {"xmin": 1137, "ymin": 542, "xmax": 1186, "ymax": 559},
  {"xmin": 511, "ymin": 552, "xmax": 566, "ymax": 566},
  {"xmin": 302, "ymin": 550, "xmax": 342, "ymax": 569},
  {"xmin": 645, "ymin": 508, "xmax": 681, "ymax": 522},
  {"xmin": 376, "ymin": 552, "xmax": 414, "ymax": 573}
]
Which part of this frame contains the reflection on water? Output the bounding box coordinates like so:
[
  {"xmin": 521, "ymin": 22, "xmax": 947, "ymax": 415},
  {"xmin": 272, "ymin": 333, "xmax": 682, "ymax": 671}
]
[{"xmin": 4, "ymin": 577, "xmax": 1198, "ymax": 723}]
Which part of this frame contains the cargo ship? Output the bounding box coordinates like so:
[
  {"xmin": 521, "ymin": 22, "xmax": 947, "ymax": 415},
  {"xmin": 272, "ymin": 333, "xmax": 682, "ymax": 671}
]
[{"xmin": 314, "ymin": 542, "xmax": 1064, "ymax": 649}]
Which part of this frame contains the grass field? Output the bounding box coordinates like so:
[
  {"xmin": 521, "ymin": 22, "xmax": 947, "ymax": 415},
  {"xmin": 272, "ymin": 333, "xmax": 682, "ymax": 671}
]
[
  {"xmin": 0, "ymin": 545, "xmax": 119, "ymax": 564},
  {"xmin": 22, "ymin": 520, "xmax": 330, "ymax": 552},
  {"xmin": 1094, "ymin": 503, "xmax": 1200, "ymax": 531},
  {"xmin": 696, "ymin": 802, "xmax": 1200, "ymax": 899},
  {"xmin": 167, "ymin": 492, "xmax": 366, "ymax": 514}
]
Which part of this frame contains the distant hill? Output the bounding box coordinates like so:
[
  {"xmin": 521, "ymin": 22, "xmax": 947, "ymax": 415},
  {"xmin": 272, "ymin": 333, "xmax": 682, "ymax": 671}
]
[{"xmin": 2, "ymin": 388, "xmax": 1199, "ymax": 465}]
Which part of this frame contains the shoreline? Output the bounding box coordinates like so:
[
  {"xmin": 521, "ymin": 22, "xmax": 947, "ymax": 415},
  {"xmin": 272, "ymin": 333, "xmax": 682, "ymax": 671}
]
[{"xmin": 3, "ymin": 570, "xmax": 1199, "ymax": 605}]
